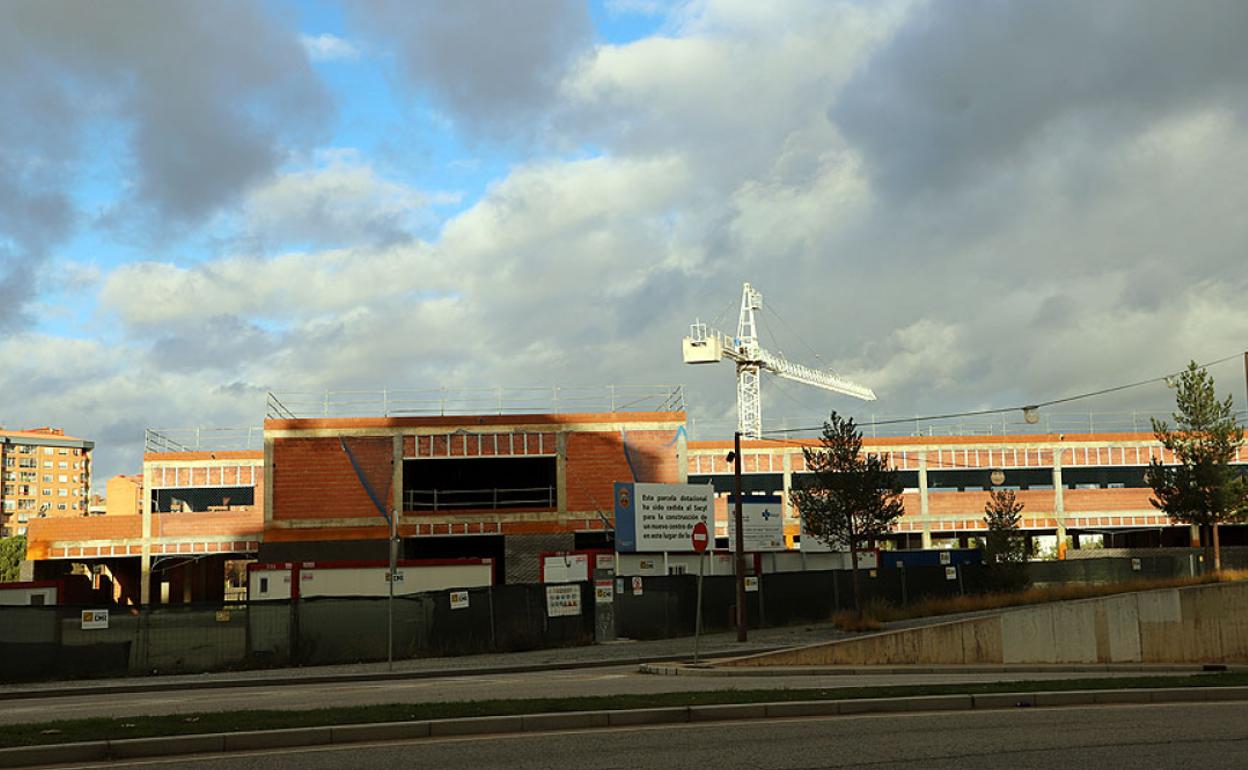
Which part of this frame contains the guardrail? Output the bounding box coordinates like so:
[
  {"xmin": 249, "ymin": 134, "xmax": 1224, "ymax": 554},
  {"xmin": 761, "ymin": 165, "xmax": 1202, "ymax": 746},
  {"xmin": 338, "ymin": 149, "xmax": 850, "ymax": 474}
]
[
  {"xmin": 403, "ymin": 486, "xmax": 555, "ymax": 512},
  {"xmin": 144, "ymin": 427, "xmax": 264, "ymax": 453},
  {"xmin": 267, "ymin": 385, "xmax": 685, "ymax": 419}
]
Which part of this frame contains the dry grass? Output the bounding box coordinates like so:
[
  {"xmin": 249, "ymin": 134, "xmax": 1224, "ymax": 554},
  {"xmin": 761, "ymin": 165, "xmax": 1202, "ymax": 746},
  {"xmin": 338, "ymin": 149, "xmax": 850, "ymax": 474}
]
[{"xmin": 831, "ymin": 569, "xmax": 1248, "ymax": 632}]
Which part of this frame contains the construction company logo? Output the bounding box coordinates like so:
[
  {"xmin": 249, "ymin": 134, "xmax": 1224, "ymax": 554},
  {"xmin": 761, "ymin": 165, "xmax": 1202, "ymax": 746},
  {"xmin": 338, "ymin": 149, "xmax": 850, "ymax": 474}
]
[
  {"xmin": 617, "ymin": 485, "xmax": 630, "ymax": 510},
  {"xmin": 760, "ymin": 507, "xmax": 775, "ymax": 521}
]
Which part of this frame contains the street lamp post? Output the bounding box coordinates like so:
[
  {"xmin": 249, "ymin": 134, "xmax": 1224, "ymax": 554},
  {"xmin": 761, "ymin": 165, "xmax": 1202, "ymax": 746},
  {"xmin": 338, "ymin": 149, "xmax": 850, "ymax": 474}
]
[{"xmin": 731, "ymin": 431, "xmax": 747, "ymax": 642}]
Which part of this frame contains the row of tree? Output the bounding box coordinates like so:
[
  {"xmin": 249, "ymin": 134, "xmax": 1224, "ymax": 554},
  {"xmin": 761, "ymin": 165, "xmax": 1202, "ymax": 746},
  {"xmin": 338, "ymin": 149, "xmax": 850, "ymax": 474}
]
[{"xmin": 796, "ymin": 361, "xmax": 1247, "ymax": 616}]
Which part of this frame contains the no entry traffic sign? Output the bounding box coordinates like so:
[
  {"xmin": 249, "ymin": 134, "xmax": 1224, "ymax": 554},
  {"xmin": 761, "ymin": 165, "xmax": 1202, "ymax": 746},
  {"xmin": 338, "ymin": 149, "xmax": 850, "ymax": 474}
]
[{"xmin": 692, "ymin": 521, "xmax": 710, "ymax": 553}]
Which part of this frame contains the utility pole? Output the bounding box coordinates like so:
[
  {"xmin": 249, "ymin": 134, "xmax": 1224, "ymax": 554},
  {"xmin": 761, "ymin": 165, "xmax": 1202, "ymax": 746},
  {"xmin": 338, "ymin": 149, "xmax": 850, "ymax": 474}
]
[
  {"xmin": 733, "ymin": 431, "xmax": 747, "ymax": 642},
  {"xmin": 388, "ymin": 507, "xmax": 397, "ymax": 671}
]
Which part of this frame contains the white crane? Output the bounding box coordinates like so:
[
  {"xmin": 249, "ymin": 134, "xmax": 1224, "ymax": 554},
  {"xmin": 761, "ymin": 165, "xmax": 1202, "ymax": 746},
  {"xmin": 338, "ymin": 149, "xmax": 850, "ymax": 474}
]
[{"xmin": 682, "ymin": 282, "xmax": 876, "ymax": 438}]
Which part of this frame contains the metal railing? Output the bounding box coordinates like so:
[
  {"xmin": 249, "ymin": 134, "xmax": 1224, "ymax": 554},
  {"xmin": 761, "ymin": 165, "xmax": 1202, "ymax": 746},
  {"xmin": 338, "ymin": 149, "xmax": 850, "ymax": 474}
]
[
  {"xmin": 144, "ymin": 427, "xmax": 264, "ymax": 453},
  {"xmin": 687, "ymin": 410, "xmax": 1248, "ymax": 441},
  {"xmin": 267, "ymin": 385, "xmax": 686, "ymax": 419},
  {"xmin": 403, "ymin": 486, "xmax": 555, "ymax": 512}
]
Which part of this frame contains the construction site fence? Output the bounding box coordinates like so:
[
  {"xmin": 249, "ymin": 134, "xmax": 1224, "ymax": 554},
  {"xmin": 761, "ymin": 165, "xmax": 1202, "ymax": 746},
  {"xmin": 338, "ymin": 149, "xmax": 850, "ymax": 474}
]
[
  {"xmin": 1, "ymin": 553, "xmax": 1235, "ymax": 682},
  {"xmin": 0, "ymin": 582, "xmax": 594, "ymax": 683}
]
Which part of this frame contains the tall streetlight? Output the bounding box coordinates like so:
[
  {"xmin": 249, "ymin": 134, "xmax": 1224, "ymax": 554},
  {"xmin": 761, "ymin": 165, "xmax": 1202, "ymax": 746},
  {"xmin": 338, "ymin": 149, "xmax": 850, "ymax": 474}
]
[{"xmin": 728, "ymin": 431, "xmax": 747, "ymax": 642}]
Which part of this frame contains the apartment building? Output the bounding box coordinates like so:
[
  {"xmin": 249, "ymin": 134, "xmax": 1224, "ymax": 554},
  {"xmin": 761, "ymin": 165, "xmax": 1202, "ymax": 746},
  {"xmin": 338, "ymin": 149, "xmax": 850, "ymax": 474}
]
[{"xmin": 0, "ymin": 427, "xmax": 94, "ymax": 537}]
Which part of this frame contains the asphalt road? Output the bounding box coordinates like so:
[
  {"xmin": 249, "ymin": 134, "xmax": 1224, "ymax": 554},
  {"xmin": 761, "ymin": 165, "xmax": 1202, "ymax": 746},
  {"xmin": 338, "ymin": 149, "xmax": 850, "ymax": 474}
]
[
  {"xmin": 0, "ymin": 665, "xmax": 1172, "ymax": 724},
  {"xmin": 48, "ymin": 701, "xmax": 1248, "ymax": 769}
]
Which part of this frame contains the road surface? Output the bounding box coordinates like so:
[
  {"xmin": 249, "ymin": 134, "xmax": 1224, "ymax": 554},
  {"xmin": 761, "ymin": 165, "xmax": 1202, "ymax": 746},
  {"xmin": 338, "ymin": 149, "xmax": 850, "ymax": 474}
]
[
  {"xmin": 45, "ymin": 701, "xmax": 1248, "ymax": 769},
  {"xmin": 0, "ymin": 664, "xmax": 1180, "ymax": 724}
]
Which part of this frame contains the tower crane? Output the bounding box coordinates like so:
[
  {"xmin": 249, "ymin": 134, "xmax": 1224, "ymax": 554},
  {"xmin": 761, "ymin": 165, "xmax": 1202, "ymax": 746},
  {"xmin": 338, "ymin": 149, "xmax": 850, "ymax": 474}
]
[{"xmin": 682, "ymin": 282, "xmax": 876, "ymax": 438}]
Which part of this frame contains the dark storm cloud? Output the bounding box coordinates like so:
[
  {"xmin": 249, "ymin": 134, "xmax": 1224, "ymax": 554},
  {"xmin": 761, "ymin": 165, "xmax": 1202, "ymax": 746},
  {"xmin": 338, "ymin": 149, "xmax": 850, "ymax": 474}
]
[
  {"xmin": 0, "ymin": 0, "xmax": 331, "ymax": 330},
  {"xmin": 352, "ymin": 0, "xmax": 591, "ymax": 136},
  {"xmin": 832, "ymin": 0, "xmax": 1248, "ymax": 197}
]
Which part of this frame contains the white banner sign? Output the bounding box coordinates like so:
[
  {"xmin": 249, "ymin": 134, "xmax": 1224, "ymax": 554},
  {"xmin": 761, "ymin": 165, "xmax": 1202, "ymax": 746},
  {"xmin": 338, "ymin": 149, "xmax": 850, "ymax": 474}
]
[
  {"xmin": 545, "ymin": 584, "xmax": 582, "ymax": 617},
  {"xmin": 614, "ymin": 482, "xmax": 713, "ymax": 553},
  {"xmin": 543, "ymin": 553, "xmax": 589, "ymax": 584},
  {"xmin": 727, "ymin": 497, "xmax": 786, "ymax": 552}
]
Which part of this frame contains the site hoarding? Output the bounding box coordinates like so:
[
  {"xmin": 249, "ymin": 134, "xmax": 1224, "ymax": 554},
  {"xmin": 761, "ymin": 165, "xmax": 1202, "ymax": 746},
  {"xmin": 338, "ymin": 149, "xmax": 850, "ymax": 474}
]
[
  {"xmin": 613, "ymin": 482, "xmax": 714, "ymax": 553},
  {"xmin": 726, "ymin": 495, "xmax": 786, "ymax": 552}
]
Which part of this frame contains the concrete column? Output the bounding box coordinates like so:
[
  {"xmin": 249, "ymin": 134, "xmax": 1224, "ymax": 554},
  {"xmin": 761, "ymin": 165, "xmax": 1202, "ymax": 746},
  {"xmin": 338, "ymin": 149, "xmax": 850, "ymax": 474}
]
[
  {"xmin": 919, "ymin": 451, "xmax": 932, "ymax": 549},
  {"xmin": 555, "ymin": 433, "xmax": 568, "ymax": 514},
  {"xmin": 140, "ymin": 464, "xmax": 153, "ymax": 605},
  {"xmin": 392, "ymin": 435, "xmax": 404, "ymax": 524},
  {"xmin": 1053, "ymin": 448, "xmax": 1066, "ymax": 560},
  {"xmin": 263, "ymin": 436, "xmax": 275, "ymax": 525},
  {"xmin": 675, "ymin": 425, "xmax": 688, "ymax": 483},
  {"xmin": 1190, "ymin": 524, "xmax": 1201, "ymax": 547},
  {"xmin": 782, "ymin": 450, "xmax": 793, "ymax": 542}
]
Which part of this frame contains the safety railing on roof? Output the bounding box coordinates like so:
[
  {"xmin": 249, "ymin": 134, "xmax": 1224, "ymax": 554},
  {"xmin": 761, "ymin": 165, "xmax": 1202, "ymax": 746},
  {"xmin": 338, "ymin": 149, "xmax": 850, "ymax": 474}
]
[
  {"xmin": 266, "ymin": 385, "xmax": 686, "ymax": 419},
  {"xmin": 686, "ymin": 410, "xmax": 1248, "ymax": 441},
  {"xmin": 144, "ymin": 427, "xmax": 265, "ymax": 453}
]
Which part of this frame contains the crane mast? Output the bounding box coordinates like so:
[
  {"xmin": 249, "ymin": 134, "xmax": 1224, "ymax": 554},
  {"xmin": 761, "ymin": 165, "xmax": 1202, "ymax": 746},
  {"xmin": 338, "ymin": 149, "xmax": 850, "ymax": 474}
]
[{"xmin": 682, "ymin": 282, "xmax": 876, "ymax": 438}]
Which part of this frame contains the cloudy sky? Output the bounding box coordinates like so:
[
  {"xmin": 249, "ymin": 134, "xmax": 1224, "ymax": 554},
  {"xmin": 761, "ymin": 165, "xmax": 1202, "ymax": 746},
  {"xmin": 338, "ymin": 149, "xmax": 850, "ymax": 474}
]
[{"xmin": 3, "ymin": 0, "xmax": 1248, "ymax": 485}]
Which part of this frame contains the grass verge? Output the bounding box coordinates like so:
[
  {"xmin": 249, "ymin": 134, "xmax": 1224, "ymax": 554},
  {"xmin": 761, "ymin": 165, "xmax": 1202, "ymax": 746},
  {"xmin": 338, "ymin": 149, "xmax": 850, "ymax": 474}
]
[
  {"xmin": 3, "ymin": 671, "xmax": 1247, "ymax": 748},
  {"xmin": 831, "ymin": 570, "xmax": 1248, "ymax": 631}
]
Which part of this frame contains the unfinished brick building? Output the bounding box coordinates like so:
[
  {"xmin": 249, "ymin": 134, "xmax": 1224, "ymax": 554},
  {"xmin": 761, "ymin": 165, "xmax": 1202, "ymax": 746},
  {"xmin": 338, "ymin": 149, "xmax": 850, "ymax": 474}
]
[
  {"xmin": 262, "ymin": 387, "xmax": 688, "ymax": 582},
  {"xmin": 25, "ymin": 429, "xmax": 264, "ymax": 604},
  {"xmin": 688, "ymin": 431, "xmax": 1248, "ymax": 553}
]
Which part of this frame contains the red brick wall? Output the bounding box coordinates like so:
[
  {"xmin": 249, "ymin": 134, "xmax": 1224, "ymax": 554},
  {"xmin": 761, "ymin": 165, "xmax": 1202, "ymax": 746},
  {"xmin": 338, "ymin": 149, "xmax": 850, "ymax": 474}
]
[
  {"xmin": 564, "ymin": 428, "xmax": 681, "ymax": 513},
  {"xmin": 271, "ymin": 437, "xmax": 393, "ymax": 522}
]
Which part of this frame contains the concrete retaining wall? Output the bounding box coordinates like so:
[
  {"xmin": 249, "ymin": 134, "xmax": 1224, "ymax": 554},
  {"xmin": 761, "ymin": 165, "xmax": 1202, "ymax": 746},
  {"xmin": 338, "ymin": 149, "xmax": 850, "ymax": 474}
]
[{"xmin": 722, "ymin": 580, "xmax": 1248, "ymax": 666}]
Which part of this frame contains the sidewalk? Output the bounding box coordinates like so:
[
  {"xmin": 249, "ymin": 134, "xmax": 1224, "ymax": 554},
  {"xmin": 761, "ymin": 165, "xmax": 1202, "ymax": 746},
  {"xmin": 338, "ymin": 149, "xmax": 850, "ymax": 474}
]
[{"xmin": 0, "ymin": 621, "xmax": 854, "ymax": 699}]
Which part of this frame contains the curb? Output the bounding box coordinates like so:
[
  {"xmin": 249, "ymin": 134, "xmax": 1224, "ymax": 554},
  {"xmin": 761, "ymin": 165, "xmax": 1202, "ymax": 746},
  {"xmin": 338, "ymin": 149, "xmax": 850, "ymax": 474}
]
[
  {"xmin": 638, "ymin": 662, "xmax": 1239, "ymax": 677},
  {"xmin": 0, "ymin": 647, "xmax": 783, "ymax": 703},
  {"xmin": 2, "ymin": 685, "xmax": 1247, "ymax": 768}
]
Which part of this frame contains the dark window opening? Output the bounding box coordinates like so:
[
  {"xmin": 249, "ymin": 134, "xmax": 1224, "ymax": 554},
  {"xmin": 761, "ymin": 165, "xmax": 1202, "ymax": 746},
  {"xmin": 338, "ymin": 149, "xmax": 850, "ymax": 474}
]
[
  {"xmin": 689, "ymin": 473, "xmax": 782, "ymax": 495},
  {"xmin": 574, "ymin": 532, "xmax": 613, "ymax": 551},
  {"xmin": 403, "ymin": 457, "xmax": 556, "ymax": 511},
  {"xmin": 928, "ymin": 468, "xmax": 1053, "ymax": 491},
  {"xmin": 1062, "ymin": 467, "xmax": 1149, "ymax": 489},
  {"xmin": 153, "ymin": 486, "xmax": 255, "ymax": 513}
]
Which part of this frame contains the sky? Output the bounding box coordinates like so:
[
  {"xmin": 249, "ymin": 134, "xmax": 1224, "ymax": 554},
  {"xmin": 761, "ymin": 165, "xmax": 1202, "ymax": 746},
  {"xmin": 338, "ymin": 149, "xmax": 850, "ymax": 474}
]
[{"xmin": 3, "ymin": 0, "xmax": 1248, "ymax": 487}]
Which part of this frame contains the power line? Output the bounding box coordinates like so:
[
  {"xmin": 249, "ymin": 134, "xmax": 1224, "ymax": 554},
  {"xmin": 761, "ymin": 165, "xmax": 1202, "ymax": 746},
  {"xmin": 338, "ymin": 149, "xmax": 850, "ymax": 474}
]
[{"xmin": 760, "ymin": 351, "xmax": 1246, "ymax": 436}]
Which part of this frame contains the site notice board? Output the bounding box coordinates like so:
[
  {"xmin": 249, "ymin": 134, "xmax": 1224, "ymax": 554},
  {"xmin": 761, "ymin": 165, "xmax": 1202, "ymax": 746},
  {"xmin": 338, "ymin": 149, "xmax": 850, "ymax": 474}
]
[
  {"xmin": 613, "ymin": 482, "xmax": 714, "ymax": 553},
  {"xmin": 726, "ymin": 494, "xmax": 786, "ymax": 551}
]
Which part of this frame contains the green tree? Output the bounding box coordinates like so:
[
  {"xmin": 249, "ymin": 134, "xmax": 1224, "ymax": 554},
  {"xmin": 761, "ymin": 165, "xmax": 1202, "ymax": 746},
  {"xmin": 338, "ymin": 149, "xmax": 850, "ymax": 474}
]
[
  {"xmin": 982, "ymin": 489, "xmax": 1028, "ymax": 591},
  {"xmin": 1145, "ymin": 361, "xmax": 1248, "ymax": 571},
  {"xmin": 792, "ymin": 412, "xmax": 905, "ymax": 617},
  {"xmin": 0, "ymin": 536, "xmax": 26, "ymax": 582},
  {"xmin": 982, "ymin": 489, "xmax": 1026, "ymax": 565}
]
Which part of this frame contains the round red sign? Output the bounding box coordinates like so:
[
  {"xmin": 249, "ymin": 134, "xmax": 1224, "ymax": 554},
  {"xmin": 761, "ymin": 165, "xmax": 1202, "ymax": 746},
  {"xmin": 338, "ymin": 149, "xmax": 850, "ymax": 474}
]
[{"xmin": 691, "ymin": 521, "xmax": 710, "ymax": 553}]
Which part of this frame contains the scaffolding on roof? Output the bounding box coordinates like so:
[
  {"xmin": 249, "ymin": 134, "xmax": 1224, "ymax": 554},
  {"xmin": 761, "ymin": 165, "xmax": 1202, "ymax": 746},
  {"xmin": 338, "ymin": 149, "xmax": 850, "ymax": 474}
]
[
  {"xmin": 144, "ymin": 427, "xmax": 264, "ymax": 453},
  {"xmin": 265, "ymin": 385, "xmax": 686, "ymax": 420}
]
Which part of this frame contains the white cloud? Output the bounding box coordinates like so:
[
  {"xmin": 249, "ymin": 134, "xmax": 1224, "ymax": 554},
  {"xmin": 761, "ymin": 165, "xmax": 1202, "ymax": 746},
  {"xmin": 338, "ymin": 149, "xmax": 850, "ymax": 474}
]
[
  {"xmin": 301, "ymin": 33, "xmax": 361, "ymax": 62},
  {"xmin": 16, "ymin": 0, "xmax": 1248, "ymax": 481},
  {"xmin": 241, "ymin": 153, "xmax": 453, "ymax": 248}
]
